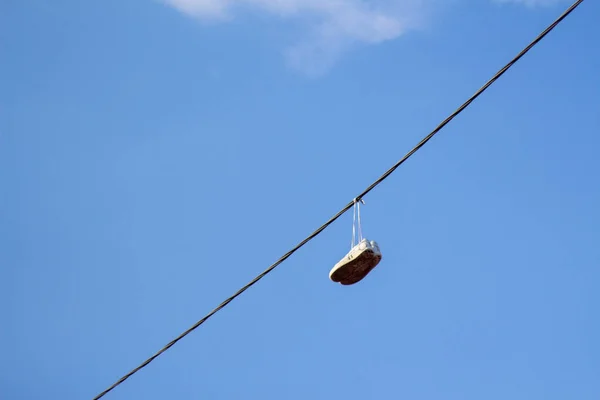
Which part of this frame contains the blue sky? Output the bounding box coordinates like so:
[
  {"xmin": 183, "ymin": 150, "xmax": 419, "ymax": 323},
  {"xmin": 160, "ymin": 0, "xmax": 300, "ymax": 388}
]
[{"xmin": 1, "ymin": 0, "xmax": 599, "ymax": 399}]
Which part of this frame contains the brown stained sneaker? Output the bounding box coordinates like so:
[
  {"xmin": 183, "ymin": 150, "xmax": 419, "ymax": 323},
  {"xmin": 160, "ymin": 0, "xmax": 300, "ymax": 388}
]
[{"xmin": 330, "ymin": 239, "xmax": 382, "ymax": 285}]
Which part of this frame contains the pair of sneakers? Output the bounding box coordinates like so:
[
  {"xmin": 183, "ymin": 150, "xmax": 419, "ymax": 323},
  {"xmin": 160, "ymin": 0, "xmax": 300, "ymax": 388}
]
[{"xmin": 329, "ymin": 239, "xmax": 382, "ymax": 285}]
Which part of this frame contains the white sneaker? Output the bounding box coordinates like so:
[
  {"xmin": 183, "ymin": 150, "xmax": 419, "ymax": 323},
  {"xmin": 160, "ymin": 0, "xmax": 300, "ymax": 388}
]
[{"xmin": 329, "ymin": 239, "xmax": 382, "ymax": 285}]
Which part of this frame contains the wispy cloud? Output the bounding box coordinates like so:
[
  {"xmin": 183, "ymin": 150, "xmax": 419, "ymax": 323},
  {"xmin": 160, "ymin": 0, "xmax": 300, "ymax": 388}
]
[
  {"xmin": 492, "ymin": 0, "xmax": 567, "ymax": 7},
  {"xmin": 163, "ymin": 0, "xmax": 433, "ymax": 76},
  {"xmin": 163, "ymin": 0, "xmax": 567, "ymax": 75}
]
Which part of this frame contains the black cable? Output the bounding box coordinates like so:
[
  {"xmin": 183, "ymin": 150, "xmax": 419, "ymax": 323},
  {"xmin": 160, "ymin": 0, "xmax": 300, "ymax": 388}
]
[{"xmin": 92, "ymin": 1, "xmax": 585, "ymax": 398}]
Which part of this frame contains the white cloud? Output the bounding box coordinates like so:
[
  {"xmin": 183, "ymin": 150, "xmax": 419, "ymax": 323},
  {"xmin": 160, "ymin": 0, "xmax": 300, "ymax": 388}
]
[
  {"xmin": 165, "ymin": 0, "xmax": 232, "ymax": 19},
  {"xmin": 493, "ymin": 0, "xmax": 567, "ymax": 7},
  {"xmin": 163, "ymin": 0, "xmax": 433, "ymax": 76},
  {"xmin": 163, "ymin": 0, "xmax": 566, "ymax": 75}
]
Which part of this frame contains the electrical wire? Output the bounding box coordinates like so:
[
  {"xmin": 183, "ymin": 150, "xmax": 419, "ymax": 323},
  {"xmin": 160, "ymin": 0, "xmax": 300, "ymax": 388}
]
[{"xmin": 92, "ymin": 1, "xmax": 585, "ymax": 398}]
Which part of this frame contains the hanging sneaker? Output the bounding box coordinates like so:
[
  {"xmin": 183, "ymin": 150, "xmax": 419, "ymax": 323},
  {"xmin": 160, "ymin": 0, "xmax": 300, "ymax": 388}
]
[{"xmin": 329, "ymin": 238, "xmax": 382, "ymax": 285}]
